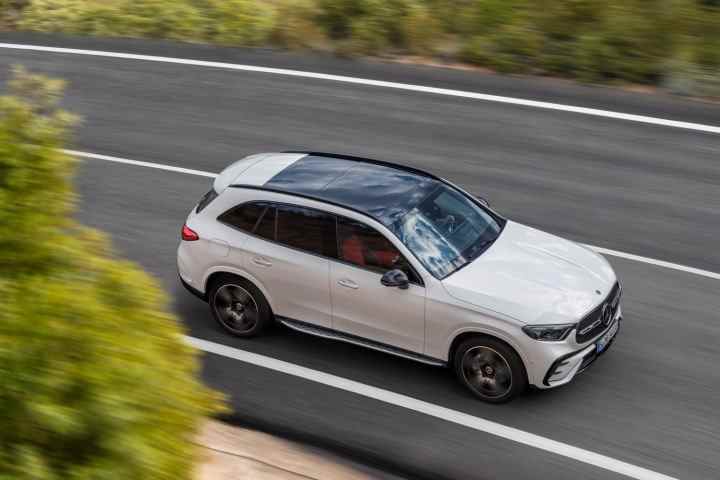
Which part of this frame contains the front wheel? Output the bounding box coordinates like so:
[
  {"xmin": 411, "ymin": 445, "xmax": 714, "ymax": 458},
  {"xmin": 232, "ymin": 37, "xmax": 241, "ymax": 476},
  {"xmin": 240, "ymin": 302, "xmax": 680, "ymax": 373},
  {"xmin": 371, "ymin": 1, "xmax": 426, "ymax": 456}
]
[
  {"xmin": 453, "ymin": 337, "xmax": 527, "ymax": 403},
  {"xmin": 209, "ymin": 274, "xmax": 272, "ymax": 337}
]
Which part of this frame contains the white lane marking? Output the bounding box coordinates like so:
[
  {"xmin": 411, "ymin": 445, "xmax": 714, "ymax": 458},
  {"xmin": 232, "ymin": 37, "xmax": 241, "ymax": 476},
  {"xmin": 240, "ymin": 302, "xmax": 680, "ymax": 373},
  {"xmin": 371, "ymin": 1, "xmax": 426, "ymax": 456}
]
[
  {"xmin": 3, "ymin": 42, "xmax": 719, "ymax": 135},
  {"xmin": 187, "ymin": 336, "xmax": 676, "ymax": 480},
  {"xmin": 73, "ymin": 149, "xmax": 720, "ymax": 282},
  {"xmin": 586, "ymin": 245, "xmax": 720, "ymax": 281},
  {"xmin": 65, "ymin": 149, "xmax": 217, "ymax": 178}
]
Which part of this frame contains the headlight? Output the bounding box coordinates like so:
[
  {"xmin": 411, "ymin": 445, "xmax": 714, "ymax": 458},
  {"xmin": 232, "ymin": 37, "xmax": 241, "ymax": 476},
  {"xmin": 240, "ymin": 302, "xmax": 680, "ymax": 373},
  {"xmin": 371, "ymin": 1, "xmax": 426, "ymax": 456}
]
[{"xmin": 522, "ymin": 324, "xmax": 575, "ymax": 341}]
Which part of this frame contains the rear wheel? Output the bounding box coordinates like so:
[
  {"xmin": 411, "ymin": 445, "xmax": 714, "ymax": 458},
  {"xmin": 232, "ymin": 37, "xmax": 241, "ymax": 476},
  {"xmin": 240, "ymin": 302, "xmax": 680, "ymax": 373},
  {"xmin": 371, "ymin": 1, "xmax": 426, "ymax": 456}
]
[
  {"xmin": 453, "ymin": 337, "xmax": 527, "ymax": 403},
  {"xmin": 209, "ymin": 274, "xmax": 272, "ymax": 337}
]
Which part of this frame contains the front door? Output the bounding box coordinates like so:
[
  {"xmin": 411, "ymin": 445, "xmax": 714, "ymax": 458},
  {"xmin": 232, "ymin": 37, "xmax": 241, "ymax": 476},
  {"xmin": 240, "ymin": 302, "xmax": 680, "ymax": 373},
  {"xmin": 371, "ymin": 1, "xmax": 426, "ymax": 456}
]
[{"xmin": 330, "ymin": 217, "xmax": 426, "ymax": 353}]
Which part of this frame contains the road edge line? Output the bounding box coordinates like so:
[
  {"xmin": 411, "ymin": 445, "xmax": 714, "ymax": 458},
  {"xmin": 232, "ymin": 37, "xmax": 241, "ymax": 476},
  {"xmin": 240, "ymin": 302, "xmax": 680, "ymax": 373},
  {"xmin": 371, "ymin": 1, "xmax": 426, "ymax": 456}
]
[{"xmin": 3, "ymin": 42, "xmax": 719, "ymax": 135}]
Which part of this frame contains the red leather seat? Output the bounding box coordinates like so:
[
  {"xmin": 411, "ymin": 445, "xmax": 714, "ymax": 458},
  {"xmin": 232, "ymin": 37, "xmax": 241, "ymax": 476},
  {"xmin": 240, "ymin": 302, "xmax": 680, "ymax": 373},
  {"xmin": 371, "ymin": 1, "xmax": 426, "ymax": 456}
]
[
  {"xmin": 374, "ymin": 251, "xmax": 396, "ymax": 269},
  {"xmin": 342, "ymin": 235, "xmax": 366, "ymax": 266}
]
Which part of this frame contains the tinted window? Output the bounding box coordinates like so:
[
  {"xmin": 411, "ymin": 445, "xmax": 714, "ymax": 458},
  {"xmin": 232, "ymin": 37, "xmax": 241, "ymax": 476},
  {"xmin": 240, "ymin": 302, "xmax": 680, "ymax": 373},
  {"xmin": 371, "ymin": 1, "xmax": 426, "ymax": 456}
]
[
  {"xmin": 255, "ymin": 205, "xmax": 276, "ymax": 240},
  {"xmin": 337, "ymin": 218, "xmax": 420, "ymax": 284},
  {"xmin": 218, "ymin": 203, "xmax": 265, "ymax": 233},
  {"xmin": 276, "ymin": 205, "xmax": 337, "ymax": 257},
  {"xmin": 196, "ymin": 188, "xmax": 219, "ymax": 213}
]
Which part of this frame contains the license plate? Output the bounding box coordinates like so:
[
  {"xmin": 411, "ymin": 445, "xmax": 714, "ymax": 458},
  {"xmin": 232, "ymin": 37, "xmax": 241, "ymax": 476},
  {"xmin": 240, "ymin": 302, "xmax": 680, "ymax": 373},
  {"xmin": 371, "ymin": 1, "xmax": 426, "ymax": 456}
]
[{"xmin": 596, "ymin": 320, "xmax": 619, "ymax": 353}]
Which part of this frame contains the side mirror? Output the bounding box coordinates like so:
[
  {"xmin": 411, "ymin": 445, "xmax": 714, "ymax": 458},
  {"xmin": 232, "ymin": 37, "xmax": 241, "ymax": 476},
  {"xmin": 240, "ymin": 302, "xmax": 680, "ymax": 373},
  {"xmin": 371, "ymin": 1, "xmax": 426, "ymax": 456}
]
[{"xmin": 381, "ymin": 269, "xmax": 409, "ymax": 289}]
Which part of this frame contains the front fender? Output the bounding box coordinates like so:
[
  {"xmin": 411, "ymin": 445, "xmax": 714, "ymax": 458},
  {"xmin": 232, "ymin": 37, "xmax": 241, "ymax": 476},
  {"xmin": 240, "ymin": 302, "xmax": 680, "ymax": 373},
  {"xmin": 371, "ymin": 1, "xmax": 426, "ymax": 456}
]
[{"xmin": 444, "ymin": 324, "xmax": 530, "ymax": 370}]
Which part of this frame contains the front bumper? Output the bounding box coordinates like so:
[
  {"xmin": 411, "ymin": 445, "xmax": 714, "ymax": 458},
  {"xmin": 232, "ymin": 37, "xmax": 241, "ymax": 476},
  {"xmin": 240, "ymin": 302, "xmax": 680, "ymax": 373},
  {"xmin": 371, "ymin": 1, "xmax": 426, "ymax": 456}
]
[{"xmin": 542, "ymin": 316, "xmax": 621, "ymax": 388}]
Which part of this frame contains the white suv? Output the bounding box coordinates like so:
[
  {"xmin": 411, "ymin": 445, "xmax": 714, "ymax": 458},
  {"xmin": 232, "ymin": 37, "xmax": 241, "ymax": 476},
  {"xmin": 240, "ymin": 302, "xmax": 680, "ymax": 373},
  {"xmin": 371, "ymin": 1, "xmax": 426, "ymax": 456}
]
[{"xmin": 178, "ymin": 152, "xmax": 622, "ymax": 402}]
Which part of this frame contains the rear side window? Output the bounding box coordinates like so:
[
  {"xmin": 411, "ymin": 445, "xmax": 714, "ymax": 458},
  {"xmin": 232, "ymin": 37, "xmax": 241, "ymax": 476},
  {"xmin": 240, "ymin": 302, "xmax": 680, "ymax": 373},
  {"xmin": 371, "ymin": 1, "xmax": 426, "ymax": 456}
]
[
  {"xmin": 196, "ymin": 189, "xmax": 219, "ymax": 213},
  {"xmin": 218, "ymin": 203, "xmax": 266, "ymax": 233},
  {"xmin": 276, "ymin": 205, "xmax": 337, "ymax": 258},
  {"xmin": 255, "ymin": 205, "xmax": 276, "ymax": 240}
]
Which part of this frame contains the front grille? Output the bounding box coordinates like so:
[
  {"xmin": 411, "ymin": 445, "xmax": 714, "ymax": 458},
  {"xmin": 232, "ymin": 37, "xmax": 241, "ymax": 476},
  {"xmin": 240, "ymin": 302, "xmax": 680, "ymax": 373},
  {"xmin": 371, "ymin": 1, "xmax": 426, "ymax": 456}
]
[{"xmin": 576, "ymin": 282, "xmax": 621, "ymax": 344}]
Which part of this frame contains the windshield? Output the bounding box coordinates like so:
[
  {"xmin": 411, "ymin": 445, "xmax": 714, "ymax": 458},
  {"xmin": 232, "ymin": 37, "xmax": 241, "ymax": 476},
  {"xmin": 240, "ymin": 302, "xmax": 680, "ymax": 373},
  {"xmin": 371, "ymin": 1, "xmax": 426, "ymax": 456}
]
[{"xmin": 389, "ymin": 185, "xmax": 503, "ymax": 278}]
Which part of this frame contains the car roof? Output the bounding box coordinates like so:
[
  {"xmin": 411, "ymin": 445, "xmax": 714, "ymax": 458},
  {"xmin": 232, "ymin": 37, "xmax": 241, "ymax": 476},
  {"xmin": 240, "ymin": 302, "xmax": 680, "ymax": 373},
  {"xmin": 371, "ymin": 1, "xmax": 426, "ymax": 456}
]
[{"xmin": 226, "ymin": 152, "xmax": 443, "ymax": 227}]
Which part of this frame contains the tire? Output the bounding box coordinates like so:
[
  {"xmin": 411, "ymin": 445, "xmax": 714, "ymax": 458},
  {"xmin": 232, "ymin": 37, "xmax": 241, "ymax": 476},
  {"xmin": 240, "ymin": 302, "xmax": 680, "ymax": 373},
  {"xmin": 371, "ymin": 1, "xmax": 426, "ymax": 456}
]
[
  {"xmin": 208, "ymin": 274, "xmax": 272, "ymax": 337},
  {"xmin": 453, "ymin": 337, "xmax": 527, "ymax": 403}
]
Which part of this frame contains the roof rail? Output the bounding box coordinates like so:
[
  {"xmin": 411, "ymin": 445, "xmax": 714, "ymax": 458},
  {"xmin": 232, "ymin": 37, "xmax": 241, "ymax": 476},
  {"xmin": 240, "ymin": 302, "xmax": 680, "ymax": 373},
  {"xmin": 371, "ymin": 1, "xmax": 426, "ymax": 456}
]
[
  {"xmin": 228, "ymin": 183, "xmax": 382, "ymax": 223},
  {"xmin": 282, "ymin": 151, "xmax": 442, "ymax": 181}
]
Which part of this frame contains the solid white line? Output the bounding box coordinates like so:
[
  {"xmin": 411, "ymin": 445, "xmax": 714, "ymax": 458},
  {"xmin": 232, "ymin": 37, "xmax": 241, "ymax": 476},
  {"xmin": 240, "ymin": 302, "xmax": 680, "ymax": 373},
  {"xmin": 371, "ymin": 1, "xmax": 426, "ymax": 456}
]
[
  {"xmin": 186, "ymin": 336, "xmax": 676, "ymax": 480},
  {"xmin": 3, "ymin": 42, "xmax": 720, "ymax": 135},
  {"xmin": 73, "ymin": 148, "xmax": 720, "ymax": 282}
]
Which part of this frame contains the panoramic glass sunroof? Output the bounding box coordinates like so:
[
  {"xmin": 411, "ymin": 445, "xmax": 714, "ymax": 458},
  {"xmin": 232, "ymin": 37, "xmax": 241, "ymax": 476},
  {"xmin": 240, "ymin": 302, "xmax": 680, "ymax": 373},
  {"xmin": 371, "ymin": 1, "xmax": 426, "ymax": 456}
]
[{"xmin": 265, "ymin": 155, "xmax": 439, "ymax": 226}]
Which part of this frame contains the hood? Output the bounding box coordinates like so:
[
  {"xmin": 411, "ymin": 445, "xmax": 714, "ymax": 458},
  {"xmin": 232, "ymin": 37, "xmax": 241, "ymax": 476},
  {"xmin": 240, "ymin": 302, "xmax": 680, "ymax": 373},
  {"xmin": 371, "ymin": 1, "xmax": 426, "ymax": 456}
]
[{"xmin": 442, "ymin": 221, "xmax": 616, "ymax": 324}]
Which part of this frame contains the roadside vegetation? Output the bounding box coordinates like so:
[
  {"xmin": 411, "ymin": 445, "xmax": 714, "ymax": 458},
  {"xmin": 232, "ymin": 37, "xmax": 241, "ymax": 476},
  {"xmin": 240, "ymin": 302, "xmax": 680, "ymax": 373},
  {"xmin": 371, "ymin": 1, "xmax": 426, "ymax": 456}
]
[
  {"xmin": 0, "ymin": 67, "xmax": 221, "ymax": 479},
  {"xmin": 0, "ymin": 1, "xmax": 719, "ymax": 95}
]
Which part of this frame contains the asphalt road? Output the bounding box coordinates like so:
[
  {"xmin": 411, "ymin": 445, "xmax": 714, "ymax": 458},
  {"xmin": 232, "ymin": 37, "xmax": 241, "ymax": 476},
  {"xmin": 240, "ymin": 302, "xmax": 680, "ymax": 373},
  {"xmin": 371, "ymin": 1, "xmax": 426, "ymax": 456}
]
[{"xmin": 1, "ymin": 34, "xmax": 719, "ymax": 480}]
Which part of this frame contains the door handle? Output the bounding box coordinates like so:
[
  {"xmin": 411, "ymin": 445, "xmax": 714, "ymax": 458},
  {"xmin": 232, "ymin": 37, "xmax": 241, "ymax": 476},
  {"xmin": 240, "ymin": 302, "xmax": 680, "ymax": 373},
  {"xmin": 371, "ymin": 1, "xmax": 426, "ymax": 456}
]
[
  {"xmin": 252, "ymin": 256, "xmax": 272, "ymax": 267},
  {"xmin": 337, "ymin": 279, "xmax": 359, "ymax": 290}
]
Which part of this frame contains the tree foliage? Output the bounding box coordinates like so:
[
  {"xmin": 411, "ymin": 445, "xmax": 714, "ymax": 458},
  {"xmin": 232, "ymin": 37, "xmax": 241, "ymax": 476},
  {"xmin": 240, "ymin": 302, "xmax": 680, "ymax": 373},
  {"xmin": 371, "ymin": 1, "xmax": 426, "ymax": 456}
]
[{"xmin": 0, "ymin": 67, "xmax": 221, "ymax": 480}]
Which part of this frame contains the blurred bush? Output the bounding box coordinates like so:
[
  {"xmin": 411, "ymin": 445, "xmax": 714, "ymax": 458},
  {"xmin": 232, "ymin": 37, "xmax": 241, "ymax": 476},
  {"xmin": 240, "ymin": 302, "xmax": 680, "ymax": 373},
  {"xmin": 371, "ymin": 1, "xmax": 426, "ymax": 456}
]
[
  {"xmin": 0, "ymin": 67, "xmax": 221, "ymax": 480},
  {"xmin": 270, "ymin": 0, "xmax": 327, "ymax": 49},
  {"xmin": 205, "ymin": 0, "xmax": 275, "ymax": 46},
  {"xmin": 4, "ymin": 0, "xmax": 720, "ymax": 95},
  {"xmin": 0, "ymin": 0, "xmax": 28, "ymax": 28}
]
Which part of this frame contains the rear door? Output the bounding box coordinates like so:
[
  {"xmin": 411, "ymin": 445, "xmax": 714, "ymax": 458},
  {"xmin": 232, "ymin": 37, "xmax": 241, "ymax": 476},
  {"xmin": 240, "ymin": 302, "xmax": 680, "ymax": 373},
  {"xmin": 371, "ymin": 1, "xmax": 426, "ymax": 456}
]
[{"xmin": 220, "ymin": 202, "xmax": 335, "ymax": 328}]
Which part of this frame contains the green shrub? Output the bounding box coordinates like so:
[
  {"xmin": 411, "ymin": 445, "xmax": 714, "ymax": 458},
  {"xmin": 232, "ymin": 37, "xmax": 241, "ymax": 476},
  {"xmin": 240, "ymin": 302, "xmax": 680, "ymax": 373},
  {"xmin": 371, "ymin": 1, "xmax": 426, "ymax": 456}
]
[
  {"xmin": 107, "ymin": 0, "xmax": 207, "ymax": 41},
  {"xmin": 456, "ymin": 0, "xmax": 527, "ymax": 37},
  {"xmin": 271, "ymin": 0, "xmax": 327, "ymax": 49},
  {"xmin": 665, "ymin": 59, "xmax": 720, "ymax": 98},
  {"xmin": 345, "ymin": 13, "xmax": 390, "ymax": 55},
  {"xmin": 20, "ymin": 0, "xmax": 275, "ymax": 45},
  {"xmin": 574, "ymin": 2, "xmax": 672, "ymax": 83},
  {"xmin": 0, "ymin": 67, "xmax": 221, "ymax": 480},
  {"xmin": 0, "ymin": 0, "xmax": 28, "ymax": 27},
  {"xmin": 462, "ymin": 21, "xmax": 541, "ymax": 74},
  {"xmin": 10, "ymin": 0, "xmax": 720, "ymax": 90},
  {"xmin": 315, "ymin": 0, "xmax": 365, "ymax": 39},
  {"xmin": 16, "ymin": 0, "xmax": 86, "ymax": 33},
  {"xmin": 401, "ymin": 1, "xmax": 442, "ymax": 55},
  {"xmin": 204, "ymin": 0, "xmax": 276, "ymax": 46},
  {"xmin": 317, "ymin": 0, "xmax": 414, "ymax": 54}
]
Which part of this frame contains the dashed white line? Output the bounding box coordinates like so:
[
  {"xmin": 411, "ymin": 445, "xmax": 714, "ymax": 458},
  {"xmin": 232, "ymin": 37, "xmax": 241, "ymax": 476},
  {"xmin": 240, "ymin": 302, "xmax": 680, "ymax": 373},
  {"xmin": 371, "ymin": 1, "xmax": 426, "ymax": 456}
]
[
  {"xmin": 65, "ymin": 149, "xmax": 217, "ymax": 178},
  {"xmin": 74, "ymin": 148, "xmax": 720, "ymax": 281},
  {"xmin": 3, "ymin": 42, "xmax": 720, "ymax": 135},
  {"xmin": 586, "ymin": 245, "xmax": 720, "ymax": 281},
  {"xmin": 186, "ymin": 335, "xmax": 677, "ymax": 480}
]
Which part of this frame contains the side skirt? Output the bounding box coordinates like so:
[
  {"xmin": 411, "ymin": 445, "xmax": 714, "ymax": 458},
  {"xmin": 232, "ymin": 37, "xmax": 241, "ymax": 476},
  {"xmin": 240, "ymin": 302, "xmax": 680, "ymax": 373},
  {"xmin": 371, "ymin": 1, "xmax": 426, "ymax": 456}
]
[{"xmin": 277, "ymin": 317, "xmax": 447, "ymax": 368}]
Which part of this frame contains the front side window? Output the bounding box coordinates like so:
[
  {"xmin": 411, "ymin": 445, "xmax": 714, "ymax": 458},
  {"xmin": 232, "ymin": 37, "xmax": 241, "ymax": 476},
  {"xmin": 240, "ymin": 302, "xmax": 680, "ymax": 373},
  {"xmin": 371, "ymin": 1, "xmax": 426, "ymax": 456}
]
[
  {"xmin": 276, "ymin": 205, "xmax": 337, "ymax": 257},
  {"xmin": 390, "ymin": 185, "xmax": 503, "ymax": 278},
  {"xmin": 337, "ymin": 217, "xmax": 420, "ymax": 284}
]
